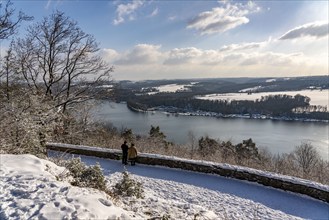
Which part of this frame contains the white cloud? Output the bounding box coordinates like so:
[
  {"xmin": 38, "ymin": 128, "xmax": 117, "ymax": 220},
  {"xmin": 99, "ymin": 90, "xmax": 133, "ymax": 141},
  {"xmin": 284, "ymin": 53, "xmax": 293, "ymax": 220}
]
[
  {"xmin": 102, "ymin": 39, "xmax": 326, "ymax": 80},
  {"xmin": 187, "ymin": 1, "xmax": 260, "ymax": 35},
  {"xmin": 239, "ymin": 52, "xmax": 304, "ymax": 66},
  {"xmin": 149, "ymin": 8, "xmax": 158, "ymax": 17},
  {"xmin": 113, "ymin": 0, "xmax": 144, "ymax": 25},
  {"xmin": 45, "ymin": 0, "xmax": 52, "ymax": 10},
  {"xmin": 163, "ymin": 46, "xmax": 305, "ymax": 67},
  {"xmin": 113, "ymin": 44, "xmax": 163, "ymax": 65},
  {"xmin": 279, "ymin": 21, "xmax": 329, "ymax": 40},
  {"xmin": 99, "ymin": 41, "xmax": 303, "ymax": 68},
  {"xmin": 164, "ymin": 47, "xmax": 204, "ymax": 65},
  {"xmin": 164, "ymin": 47, "xmax": 222, "ymax": 65},
  {"xmin": 168, "ymin": 15, "xmax": 177, "ymax": 21},
  {"xmin": 44, "ymin": 0, "xmax": 63, "ymax": 10},
  {"xmin": 220, "ymin": 41, "xmax": 265, "ymax": 52},
  {"xmin": 99, "ymin": 48, "xmax": 120, "ymax": 62}
]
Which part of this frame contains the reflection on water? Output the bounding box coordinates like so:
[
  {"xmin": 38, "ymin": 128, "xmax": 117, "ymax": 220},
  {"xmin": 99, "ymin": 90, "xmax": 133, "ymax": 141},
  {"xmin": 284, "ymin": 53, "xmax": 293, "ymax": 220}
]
[{"xmin": 92, "ymin": 102, "xmax": 329, "ymax": 160}]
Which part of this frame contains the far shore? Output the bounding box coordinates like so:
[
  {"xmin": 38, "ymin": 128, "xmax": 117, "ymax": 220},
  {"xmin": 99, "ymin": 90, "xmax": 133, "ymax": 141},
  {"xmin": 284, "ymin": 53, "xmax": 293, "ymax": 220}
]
[{"xmin": 126, "ymin": 103, "xmax": 329, "ymax": 123}]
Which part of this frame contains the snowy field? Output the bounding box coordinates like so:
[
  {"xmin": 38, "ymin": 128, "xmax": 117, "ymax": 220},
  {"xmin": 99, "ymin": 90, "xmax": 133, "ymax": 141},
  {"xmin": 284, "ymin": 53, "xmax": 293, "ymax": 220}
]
[
  {"xmin": 196, "ymin": 89, "xmax": 329, "ymax": 107},
  {"xmin": 146, "ymin": 83, "xmax": 196, "ymax": 94},
  {"xmin": 155, "ymin": 84, "xmax": 190, "ymax": 92},
  {"xmin": 1, "ymin": 153, "xmax": 328, "ymax": 220}
]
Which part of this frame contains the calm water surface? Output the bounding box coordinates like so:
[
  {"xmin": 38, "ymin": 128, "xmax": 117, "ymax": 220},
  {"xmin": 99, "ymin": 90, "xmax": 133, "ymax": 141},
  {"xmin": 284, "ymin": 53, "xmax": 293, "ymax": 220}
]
[{"xmin": 93, "ymin": 102, "xmax": 329, "ymax": 160}]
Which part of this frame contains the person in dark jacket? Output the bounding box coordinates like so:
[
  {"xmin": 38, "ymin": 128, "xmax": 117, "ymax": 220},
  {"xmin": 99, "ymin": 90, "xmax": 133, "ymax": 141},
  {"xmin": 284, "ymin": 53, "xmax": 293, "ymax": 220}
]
[{"xmin": 121, "ymin": 141, "xmax": 129, "ymax": 165}]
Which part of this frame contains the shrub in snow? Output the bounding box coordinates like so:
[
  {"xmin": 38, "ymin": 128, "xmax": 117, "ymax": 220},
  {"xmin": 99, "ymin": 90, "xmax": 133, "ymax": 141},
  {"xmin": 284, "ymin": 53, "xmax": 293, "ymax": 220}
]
[
  {"xmin": 113, "ymin": 170, "xmax": 144, "ymax": 199},
  {"xmin": 149, "ymin": 125, "xmax": 166, "ymax": 140},
  {"xmin": 121, "ymin": 128, "xmax": 134, "ymax": 142},
  {"xmin": 55, "ymin": 157, "xmax": 107, "ymax": 192},
  {"xmin": 161, "ymin": 214, "xmax": 171, "ymax": 220},
  {"xmin": 77, "ymin": 163, "xmax": 106, "ymax": 190},
  {"xmin": 235, "ymin": 138, "xmax": 259, "ymax": 163}
]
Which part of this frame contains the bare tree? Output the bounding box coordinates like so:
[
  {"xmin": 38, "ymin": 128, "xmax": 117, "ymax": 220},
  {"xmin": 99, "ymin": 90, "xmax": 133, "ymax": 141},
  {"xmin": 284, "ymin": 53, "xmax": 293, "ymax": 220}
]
[
  {"xmin": 293, "ymin": 142, "xmax": 320, "ymax": 177},
  {"xmin": 14, "ymin": 11, "xmax": 113, "ymax": 113},
  {"xmin": 0, "ymin": 1, "xmax": 32, "ymax": 100},
  {"xmin": 187, "ymin": 130, "xmax": 197, "ymax": 159},
  {"xmin": 13, "ymin": 37, "xmax": 40, "ymax": 90},
  {"xmin": 0, "ymin": 1, "xmax": 32, "ymax": 41},
  {"xmin": 0, "ymin": 41, "xmax": 18, "ymax": 101}
]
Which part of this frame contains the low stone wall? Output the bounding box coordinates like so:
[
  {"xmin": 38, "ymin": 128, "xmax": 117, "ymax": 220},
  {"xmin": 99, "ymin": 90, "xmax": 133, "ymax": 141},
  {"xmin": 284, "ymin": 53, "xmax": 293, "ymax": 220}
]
[{"xmin": 46, "ymin": 143, "xmax": 329, "ymax": 203}]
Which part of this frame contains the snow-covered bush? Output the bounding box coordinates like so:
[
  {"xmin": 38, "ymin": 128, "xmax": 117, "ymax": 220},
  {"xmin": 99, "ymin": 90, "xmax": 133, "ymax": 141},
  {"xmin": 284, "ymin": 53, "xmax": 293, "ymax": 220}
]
[
  {"xmin": 55, "ymin": 157, "xmax": 107, "ymax": 192},
  {"xmin": 113, "ymin": 171, "xmax": 144, "ymax": 199},
  {"xmin": 72, "ymin": 162, "xmax": 106, "ymax": 190},
  {"xmin": 0, "ymin": 87, "xmax": 61, "ymax": 157}
]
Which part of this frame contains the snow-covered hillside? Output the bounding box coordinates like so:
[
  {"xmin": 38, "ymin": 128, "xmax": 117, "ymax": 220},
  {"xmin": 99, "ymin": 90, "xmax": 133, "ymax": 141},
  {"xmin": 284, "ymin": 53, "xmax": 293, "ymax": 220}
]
[
  {"xmin": 1, "ymin": 154, "xmax": 328, "ymax": 219},
  {"xmin": 0, "ymin": 154, "xmax": 131, "ymax": 219}
]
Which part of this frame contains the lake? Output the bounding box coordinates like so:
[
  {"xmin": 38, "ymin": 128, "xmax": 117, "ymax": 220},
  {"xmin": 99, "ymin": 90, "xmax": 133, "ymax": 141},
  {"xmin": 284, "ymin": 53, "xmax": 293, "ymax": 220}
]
[{"xmin": 93, "ymin": 102, "xmax": 329, "ymax": 160}]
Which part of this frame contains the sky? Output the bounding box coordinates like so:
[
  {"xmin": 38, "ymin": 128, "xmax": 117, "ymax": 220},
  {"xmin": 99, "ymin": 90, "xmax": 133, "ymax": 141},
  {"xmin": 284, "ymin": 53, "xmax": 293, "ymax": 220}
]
[{"xmin": 4, "ymin": 0, "xmax": 329, "ymax": 80}]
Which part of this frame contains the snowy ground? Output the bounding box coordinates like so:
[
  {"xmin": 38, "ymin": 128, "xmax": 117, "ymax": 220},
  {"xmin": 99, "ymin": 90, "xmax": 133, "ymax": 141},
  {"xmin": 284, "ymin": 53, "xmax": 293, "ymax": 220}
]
[
  {"xmin": 0, "ymin": 154, "xmax": 132, "ymax": 219},
  {"xmin": 146, "ymin": 83, "xmax": 193, "ymax": 94},
  {"xmin": 195, "ymin": 89, "xmax": 329, "ymax": 107},
  {"xmin": 1, "ymin": 153, "xmax": 328, "ymax": 220}
]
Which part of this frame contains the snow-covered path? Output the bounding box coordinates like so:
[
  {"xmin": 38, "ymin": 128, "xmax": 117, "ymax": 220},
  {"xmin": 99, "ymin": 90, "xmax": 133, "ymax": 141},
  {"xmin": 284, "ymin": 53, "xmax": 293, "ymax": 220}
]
[
  {"xmin": 77, "ymin": 154, "xmax": 329, "ymax": 220},
  {"xmin": 2, "ymin": 152, "xmax": 329, "ymax": 219}
]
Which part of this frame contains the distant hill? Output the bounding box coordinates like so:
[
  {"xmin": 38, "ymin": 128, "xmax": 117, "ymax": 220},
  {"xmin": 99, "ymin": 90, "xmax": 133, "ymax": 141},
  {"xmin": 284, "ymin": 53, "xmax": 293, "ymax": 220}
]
[{"xmin": 115, "ymin": 75, "xmax": 328, "ymax": 95}]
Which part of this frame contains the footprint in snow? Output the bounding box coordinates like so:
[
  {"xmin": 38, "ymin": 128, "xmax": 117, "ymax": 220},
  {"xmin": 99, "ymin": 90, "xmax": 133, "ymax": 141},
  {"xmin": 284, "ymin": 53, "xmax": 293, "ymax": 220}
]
[
  {"xmin": 98, "ymin": 198, "xmax": 113, "ymax": 207},
  {"xmin": 59, "ymin": 186, "xmax": 68, "ymax": 193}
]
